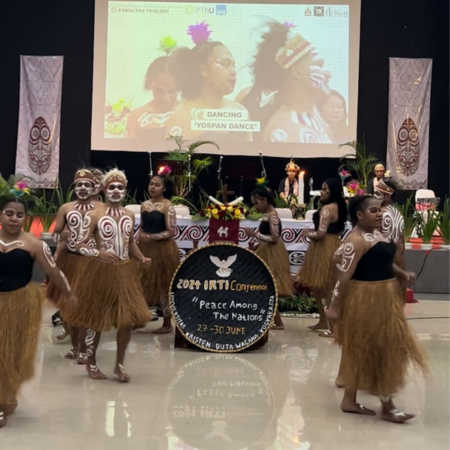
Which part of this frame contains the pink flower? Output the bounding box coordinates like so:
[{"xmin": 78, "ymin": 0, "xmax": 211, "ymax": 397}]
[
  {"xmin": 339, "ymin": 169, "xmax": 350, "ymax": 178},
  {"xmin": 187, "ymin": 22, "xmax": 212, "ymax": 45},
  {"xmin": 283, "ymin": 21, "xmax": 297, "ymax": 29},
  {"xmin": 16, "ymin": 181, "xmax": 28, "ymax": 189},
  {"xmin": 356, "ymin": 188, "xmax": 366, "ymax": 195}
]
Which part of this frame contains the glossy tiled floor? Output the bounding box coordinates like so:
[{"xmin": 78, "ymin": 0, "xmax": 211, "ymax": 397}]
[{"xmin": 1, "ymin": 299, "xmax": 449, "ymax": 450}]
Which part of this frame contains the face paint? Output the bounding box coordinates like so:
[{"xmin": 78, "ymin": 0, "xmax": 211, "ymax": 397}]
[
  {"xmin": 105, "ymin": 182, "xmax": 126, "ymax": 204},
  {"xmin": 309, "ymin": 65, "xmax": 331, "ymax": 94},
  {"xmin": 75, "ymin": 180, "xmax": 94, "ymax": 200}
]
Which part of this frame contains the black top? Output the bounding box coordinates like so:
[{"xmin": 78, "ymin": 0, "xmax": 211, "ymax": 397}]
[
  {"xmin": 258, "ymin": 216, "xmax": 282, "ymax": 236},
  {"xmin": 313, "ymin": 209, "xmax": 343, "ymax": 235},
  {"xmin": 0, "ymin": 249, "xmax": 34, "ymax": 292},
  {"xmin": 141, "ymin": 210, "xmax": 166, "ymax": 233},
  {"xmin": 278, "ymin": 178, "xmax": 295, "ymax": 195},
  {"xmin": 352, "ymin": 241, "xmax": 396, "ymax": 281}
]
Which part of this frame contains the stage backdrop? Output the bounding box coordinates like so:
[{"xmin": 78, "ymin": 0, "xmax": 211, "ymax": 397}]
[
  {"xmin": 386, "ymin": 58, "xmax": 433, "ymax": 190},
  {"xmin": 15, "ymin": 56, "xmax": 64, "ymax": 189},
  {"xmin": 92, "ymin": 0, "xmax": 361, "ymax": 157}
]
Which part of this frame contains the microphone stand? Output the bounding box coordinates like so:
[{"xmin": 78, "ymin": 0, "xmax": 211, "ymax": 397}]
[
  {"xmin": 259, "ymin": 152, "xmax": 267, "ymax": 178},
  {"xmin": 148, "ymin": 152, "xmax": 153, "ymax": 177},
  {"xmin": 217, "ymin": 155, "xmax": 223, "ymax": 190}
]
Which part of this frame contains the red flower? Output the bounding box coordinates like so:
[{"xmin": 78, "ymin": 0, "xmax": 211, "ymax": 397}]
[
  {"xmin": 199, "ymin": 210, "xmax": 205, "ymax": 216},
  {"xmin": 219, "ymin": 210, "xmax": 226, "ymax": 218}
]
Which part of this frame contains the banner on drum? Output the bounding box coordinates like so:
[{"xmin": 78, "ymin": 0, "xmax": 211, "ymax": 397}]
[
  {"xmin": 15, "ymin": 56, "xmax": 64, "ymax": 189},
  {"xmin": 386, "ymin": 58, "xmax": 433, "ymax": 190}
]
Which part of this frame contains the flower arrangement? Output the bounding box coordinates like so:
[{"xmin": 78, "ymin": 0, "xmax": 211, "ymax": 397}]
[
  {"xmin": 194, "ymin": 202, "xmax": 252, "ymax": 221},
  {"xmin": 346, "ymin": 180, "xmax": 366, "ymax": 196}
]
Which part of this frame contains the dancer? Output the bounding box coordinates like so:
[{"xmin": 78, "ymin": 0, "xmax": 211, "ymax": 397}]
[
  {"xmin": 327, "ymin": 195, "xmax": 427, "ymax": 423},
  {"xmin": 48, "ymin": 169, "xmax": 104, "ymax": 363},
  {"xmin": 0, "ymin": 191, "xmax": 75, "ymax": 428},
  {"xmin": 138, "ymin": 166, "xmax": 179, "ymax": 334},
  {"xmin": 237, "ymin": 21, "xmax": 290, "ymax": 141},
  {"xmin": 166, "ymin": 22, "xmax": 249, "ymax": 141},
  {"xmin": 126, "ymin": 38, "xmax": 179, "ymax": 139},
  {"xmin": 297, "ymin": 178, "xmax": 346, "ymax": 335},
  {"xmin": 377, "ymin": 179, "xmax": 407, "ymax": 295},
  {"xmin": 244, "ymin": 187, "xmax": 293, "ymax": 330},
  {"xmin": 262, "ymin": 22, "xmax": 332, "ymax": 143},
  {"xmin": 67, "ymin": 169, "xmax": 151, "ymax": 381}
]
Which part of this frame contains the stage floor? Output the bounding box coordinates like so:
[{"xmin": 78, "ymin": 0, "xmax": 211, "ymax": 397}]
[{"xmin": 1, "ymin": 297, "xmax": 449, "ymax": 449}]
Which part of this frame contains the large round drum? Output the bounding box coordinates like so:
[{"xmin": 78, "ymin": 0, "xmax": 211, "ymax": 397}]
[{"xmin": 170, "ymin": 243, "xmax": 278, "ymax": 352}]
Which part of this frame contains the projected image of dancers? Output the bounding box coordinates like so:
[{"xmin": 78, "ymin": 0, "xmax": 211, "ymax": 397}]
[
  {"xmin": 126, "ymin": 39, "xmax": 180, "ymax": 140},
  {"xmin": 165, "ymin": 22, "xmax": 252, "ymax": 141},
  {"xmin": 240, "ymin": 20, "xmax": 348, "ymax": 144}
]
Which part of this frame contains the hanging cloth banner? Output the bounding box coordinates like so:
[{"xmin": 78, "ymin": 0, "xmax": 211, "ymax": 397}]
[
  {"xmin": 15, "ymin": 55, "xmax": 64, "ymax": 188},
  {"xmin": 386, "ymin": 58, "xmax": 433, "ymax": 190}
]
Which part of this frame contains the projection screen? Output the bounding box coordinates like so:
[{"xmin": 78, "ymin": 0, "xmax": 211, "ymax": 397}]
[{"xmin": 92, "ymin": 0, "xmax": 361, "ymax": 157}]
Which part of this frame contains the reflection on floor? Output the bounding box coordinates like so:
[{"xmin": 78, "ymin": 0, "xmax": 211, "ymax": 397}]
[{"xmin": 1, "ymin": 299, "xmax": 449, "ymax": 450}]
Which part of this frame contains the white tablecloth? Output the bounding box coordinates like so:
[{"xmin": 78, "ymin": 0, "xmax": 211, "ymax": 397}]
[{"xmin": 135, "ymin": 216, "xmax": 351, "ymax": 275}]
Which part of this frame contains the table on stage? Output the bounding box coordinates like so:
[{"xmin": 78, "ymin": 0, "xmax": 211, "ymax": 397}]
[{"xmin": 135, "ymin": 216, "xmax": 351, "ymax": 275}]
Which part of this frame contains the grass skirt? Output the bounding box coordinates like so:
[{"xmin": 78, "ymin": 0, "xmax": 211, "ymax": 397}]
[
  {"xmin": 394, "ymin": 252, "xmax": 407, "ymax": 297},
  {"xmin": 337, "ymin": 278, "xmax": 427, "ymax": 396},
  {"xmin": 297, "ymin": 235, "xmax": 340, "ymax": 292},
  {"xmin": 0, "ymin": 283, "xmax": 43, "ymax": 403},
  {"xmin": 65, "ymin": 258, "xmax": 151, "ymax": 331},
  {"xmin": 138, "ymin": 239, "xmax": 180, "ymax": 306},
  {"xmin": 257, "ymin": 241, "xmax": 293, "ymax": 297},
  {"xmin": 46, "ymin": 252, "xmax": 84, "ymax": 316}
]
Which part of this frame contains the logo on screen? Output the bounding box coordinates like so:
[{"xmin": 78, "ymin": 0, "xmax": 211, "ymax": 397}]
[
  {"xmin": 304, "ymin": 7, "xmax": 312, "ymax": 16},
  {"xmin": 185, "ymin": 4, "xmax": 195, "ymax": 14},
  {"xmin": 314, "ymin": 6, "xmax": 324, "ymax": 17},
  {"xmin": 216, "ymin": 5, "xmax": 227, "ymax": 15}
]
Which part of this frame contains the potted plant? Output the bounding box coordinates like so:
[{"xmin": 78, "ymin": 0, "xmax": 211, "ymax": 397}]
[
  {"xmin": 439, "ymin": 198, "xmax": 450, "ymax": 248},
  {"xmin": 338, "ymin": 140, "xmax": 379, "ymax": 190},
  {"xmin": 163, "ymin": 135, "xmax": 216, "ymax": 198},
  {"xmin": 396, "ymin": 196, "xmax": 416, "ymax": 249},
  {"xmin": 417, "ymin": 210, "xmax": 441, "ymax": 249},
  {"xmin": 33, "ymin": 192, "xmax": 58, "ymax": 239}
]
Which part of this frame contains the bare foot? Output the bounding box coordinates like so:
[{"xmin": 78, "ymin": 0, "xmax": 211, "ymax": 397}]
[
  {"xmin": 77, "ymin": 353, "xmax": 88, "ymax": 365},
  {"xmin": 152, "ymin": 326, "xmax": 173, "ymax": 335},
  {"xmin": 341, "ymin": 401, "xmax": 376, "ymax": 416},
  {"xmin": 335, "ymin": 378, "xmax": 345, "ymax": 388},
  {"xmin": 0, "ymin": 410, "xmax": 6, "ymax": 428},
  {"xmin": 6, "ymin": 398, "xmax": 18, "ymax": 416},
  {"xmin": 86, "ymin": 364, "xmax": 108, "ymax": 380},
  {"xmin": 382, "ymin": 409, "xmax": 415, "ymax": 423},
  {"xmin": 56, "ymin": 326, "xmax": 70, "ymax": 341},
  {"xmin": 114, "ymin": 364, "xmax": 131, "ymax": 383},
  {"xmin": 319, "ymin": 330, "xmax": 334, "ymax": 338},
  {"xmin": 64, "ymin": 347, "xmax": 78, "ymax": 360},
  {"xmin": 308, "ymin": 322, "xmax": 329, "ymax": 331}
]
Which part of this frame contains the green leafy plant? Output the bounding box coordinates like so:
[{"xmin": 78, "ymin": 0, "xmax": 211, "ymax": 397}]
[
  {"xmin": 396, "ymin": 196, "xmax": 416, "ymax": 242},
  {"xmin": 338, "ymin": 140, "xmax": 379, "ymax": 189},
  {"xmin": 417, "ymin": 210, "xmax": 441, "ymax": 244},
  {"xmin": 279, "ymin": 293, "xmax": 318, "ymax": 313},
  {"xmin": 54, "ymin": 180, "xmax": 74, "ymax": 206},
  {"xmin": 33, "ymin": 193, "xmax": 58, "ymax": 232},
  {"xmin": 123, "ymin": 189, "xmax": 139, "ymax": 206},
  {"xmin": 170, "ymin": 195, "xmax": 198, "ymax": 214},
  {"xmin": 163, "ymin": 135, "xmax": 217, "ymax": 197},
  {"xmin": 22, "ymin": 212, "xmax": 35, "ymax": 233},
  {"xmin": 439, "ymin": 198, "xmax": 450, "ymax": 245}
]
